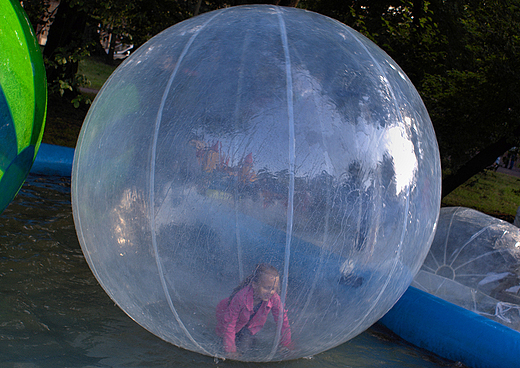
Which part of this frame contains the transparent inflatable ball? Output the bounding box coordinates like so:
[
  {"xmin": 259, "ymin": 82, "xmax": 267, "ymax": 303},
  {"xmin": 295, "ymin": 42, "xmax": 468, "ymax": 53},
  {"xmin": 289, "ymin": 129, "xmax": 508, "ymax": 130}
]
[{"xmin": 72, "ymin": 5, "xmax": 442, "ymax": 362}]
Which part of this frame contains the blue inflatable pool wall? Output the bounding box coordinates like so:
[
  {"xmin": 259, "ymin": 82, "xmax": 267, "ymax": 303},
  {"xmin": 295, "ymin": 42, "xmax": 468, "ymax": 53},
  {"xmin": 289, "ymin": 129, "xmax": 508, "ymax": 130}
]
[
  {"xmin": 31, "ymin": 143, "xmax": 74, "ymax": 177},
  {"xmin": 380, "ymin": 286, "xmax": 520, "ymax": 368}
]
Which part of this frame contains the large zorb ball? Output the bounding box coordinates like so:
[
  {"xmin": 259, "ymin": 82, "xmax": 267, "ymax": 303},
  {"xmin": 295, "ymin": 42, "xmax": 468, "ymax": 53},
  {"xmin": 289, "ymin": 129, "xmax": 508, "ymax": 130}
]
[
  {"xmin": 0, "ymin": 0, "xmax": 47, "ymax": 213},
  {"xmin": 72, "ymin": 5, "xmax": 441, "ymax": 362}
]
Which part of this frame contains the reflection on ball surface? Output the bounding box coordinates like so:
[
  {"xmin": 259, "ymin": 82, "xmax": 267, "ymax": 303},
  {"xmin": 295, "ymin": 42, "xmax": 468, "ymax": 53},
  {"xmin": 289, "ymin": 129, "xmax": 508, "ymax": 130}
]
[{"xmin": 72, "ymin": 5, "xmax": 441, "ymax": 361}]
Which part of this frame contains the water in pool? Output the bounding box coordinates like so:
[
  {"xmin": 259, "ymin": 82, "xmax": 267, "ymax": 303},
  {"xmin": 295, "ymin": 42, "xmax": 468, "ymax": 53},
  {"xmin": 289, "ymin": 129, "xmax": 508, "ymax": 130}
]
[{"xmin": 0, "ymin": 174, "xmax": 455, "ymax": 367}]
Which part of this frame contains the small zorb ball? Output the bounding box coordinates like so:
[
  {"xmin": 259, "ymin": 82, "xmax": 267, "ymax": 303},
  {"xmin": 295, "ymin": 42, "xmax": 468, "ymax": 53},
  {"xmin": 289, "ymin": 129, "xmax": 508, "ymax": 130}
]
[
  {"xmin": 72, "ymin": 5, "xmax": 441, "ymax": 362},
  {"xmin": 0, "ymin": 0, "xmax": 47, "ymax": 213},
  {"xmin": 413, "ymin": 207, "xmax": 520, "ymax": 331}
]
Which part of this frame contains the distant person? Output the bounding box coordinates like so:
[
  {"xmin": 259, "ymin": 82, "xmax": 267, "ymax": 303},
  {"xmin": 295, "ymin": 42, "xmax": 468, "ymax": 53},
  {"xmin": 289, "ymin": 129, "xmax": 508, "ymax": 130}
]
[
  {"xmin": 508, "ymin": 153, "xmax": 517, "ymax": 170},
  {"xmin": 492, "ymin": 157, "xmax": 501, "ymax": 171},
  {"xmin": 215, "ymin": 263, "xmax": 292, "ymax": 359},
  {"xmin": 514, "ymin": 206, "xmax": 520, "ymax": 228}
]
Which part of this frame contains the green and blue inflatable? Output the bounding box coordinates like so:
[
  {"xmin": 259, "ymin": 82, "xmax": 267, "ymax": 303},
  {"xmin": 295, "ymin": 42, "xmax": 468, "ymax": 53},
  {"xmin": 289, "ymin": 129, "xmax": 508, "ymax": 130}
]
[{"xmin": 0, "ymin": 0, "xmax": 47, "ymax": 213}]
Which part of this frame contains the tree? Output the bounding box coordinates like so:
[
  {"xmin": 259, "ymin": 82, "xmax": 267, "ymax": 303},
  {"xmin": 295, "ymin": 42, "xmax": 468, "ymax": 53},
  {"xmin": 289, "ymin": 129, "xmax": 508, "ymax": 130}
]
[
  {"xmin": 302, "ymin": 0, "xmax": 520, "ymax": 197},
  {"xmin": 27, "ymin": 0, "xmax": 520, "ymax": 197},
  {"xmin": 24, "ymin": 0, "xmax": 301, "ymax": 102},
  {"xmin": 21, "ymin": 0, "xmax": 54, "ymax": 38},
  {"xmin": 420, "ymin": 0, "xmax": 520, "ymax": 196},
  {"xmin": 22, "ymin": 0, "xmax": 98, "ymax": 104},
  {"xmin": 42, "ymin": 0, "xmax": 96, "ymax": 97}
]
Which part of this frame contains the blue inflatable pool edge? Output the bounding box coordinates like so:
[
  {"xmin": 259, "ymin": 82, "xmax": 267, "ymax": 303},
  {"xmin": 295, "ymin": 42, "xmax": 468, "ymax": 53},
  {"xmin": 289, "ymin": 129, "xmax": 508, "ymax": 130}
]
[
  {"xmin": 29, "ymin": 143, "xmax": 520, "ymax": 368},
  {"xmin": 31, "ymin": 143, "xmax": 75, "ymax": 177},
  {"xmin": 380, "ymin": 286, "xmax": 520, "ymax": 368}
]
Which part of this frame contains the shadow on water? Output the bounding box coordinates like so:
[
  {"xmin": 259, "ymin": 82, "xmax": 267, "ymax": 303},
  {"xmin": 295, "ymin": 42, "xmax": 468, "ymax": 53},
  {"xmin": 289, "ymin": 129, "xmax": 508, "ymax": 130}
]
[{"xmin": 0, "ymin": 175, "xmax": 457, "ymax": 368}]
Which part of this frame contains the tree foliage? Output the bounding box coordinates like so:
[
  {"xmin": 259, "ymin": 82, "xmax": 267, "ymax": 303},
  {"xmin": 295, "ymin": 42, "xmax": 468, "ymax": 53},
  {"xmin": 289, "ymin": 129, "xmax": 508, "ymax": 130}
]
[
  {"xmin": 303, "ymin": 0, "xmax": 520, "ymax": 196},
  {"xmin": 23, "ymin": 0, "xmax": 299, "ymax": 101},
  {"xmin": 412, "ymin": 0, "xmax": 520, "ymax": 195},
  {"xmin": 22, "ymin": 0, "xmax": 520, "ymax": 196}
]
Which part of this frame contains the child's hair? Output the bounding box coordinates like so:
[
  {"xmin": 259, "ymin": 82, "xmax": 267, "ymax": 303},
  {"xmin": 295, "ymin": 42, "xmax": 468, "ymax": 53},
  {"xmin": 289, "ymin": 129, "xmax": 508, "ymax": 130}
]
[{"xmin": 228, "ymin": 263, "xmax": 280, "ymax": 303}]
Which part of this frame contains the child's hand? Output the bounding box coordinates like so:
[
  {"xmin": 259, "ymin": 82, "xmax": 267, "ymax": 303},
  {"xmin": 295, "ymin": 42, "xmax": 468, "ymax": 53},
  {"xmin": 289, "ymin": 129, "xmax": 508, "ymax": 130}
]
[
  {"xmin": 282, "ymin": 341, "xmax": 295, "ymax": 351},
  {"xmin": 278, "ymin": 344, "xmax": 295, "ymax": 357}
]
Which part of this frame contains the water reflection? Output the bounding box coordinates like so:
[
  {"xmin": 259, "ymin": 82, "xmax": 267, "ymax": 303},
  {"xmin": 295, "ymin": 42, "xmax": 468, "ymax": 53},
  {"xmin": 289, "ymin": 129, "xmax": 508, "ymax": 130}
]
[{"xmin": 0, "ymin": 175, "xmax": 453, "ymax": 367}]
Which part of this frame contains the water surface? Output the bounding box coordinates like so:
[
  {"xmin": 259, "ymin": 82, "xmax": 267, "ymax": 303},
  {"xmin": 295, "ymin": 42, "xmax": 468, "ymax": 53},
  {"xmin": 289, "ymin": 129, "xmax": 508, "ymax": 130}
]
[{"xmin": 0, "ymin": 175, "xmax": 454, "ymax": 367}]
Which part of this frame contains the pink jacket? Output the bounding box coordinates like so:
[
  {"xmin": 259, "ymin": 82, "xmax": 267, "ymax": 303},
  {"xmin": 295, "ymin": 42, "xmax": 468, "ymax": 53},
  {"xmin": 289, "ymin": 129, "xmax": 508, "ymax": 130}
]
[{"xmin": 215, "ymin": 285, "xmax": 292, "ymax": 353}]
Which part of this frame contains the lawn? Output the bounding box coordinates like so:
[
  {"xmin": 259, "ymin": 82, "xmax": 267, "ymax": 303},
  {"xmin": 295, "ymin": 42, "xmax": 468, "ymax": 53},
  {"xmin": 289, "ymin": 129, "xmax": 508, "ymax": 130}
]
[
  {"xmin": 441, "ymin": 170, "xmax": 520, "ymax": 223},
  {"xmin": 78, "ymin": 56, "xmax": 120, "ymax": 91}
]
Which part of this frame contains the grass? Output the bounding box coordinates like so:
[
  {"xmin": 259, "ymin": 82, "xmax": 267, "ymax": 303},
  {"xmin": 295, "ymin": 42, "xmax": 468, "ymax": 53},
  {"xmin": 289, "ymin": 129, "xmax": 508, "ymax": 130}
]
[
  {"xmin": 442, "ymin": 169, "xmax": 520, "ymax": 223},
  {"xmin": 78, "ymin": 56, "xmax": 120, "ymax": 90}
]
